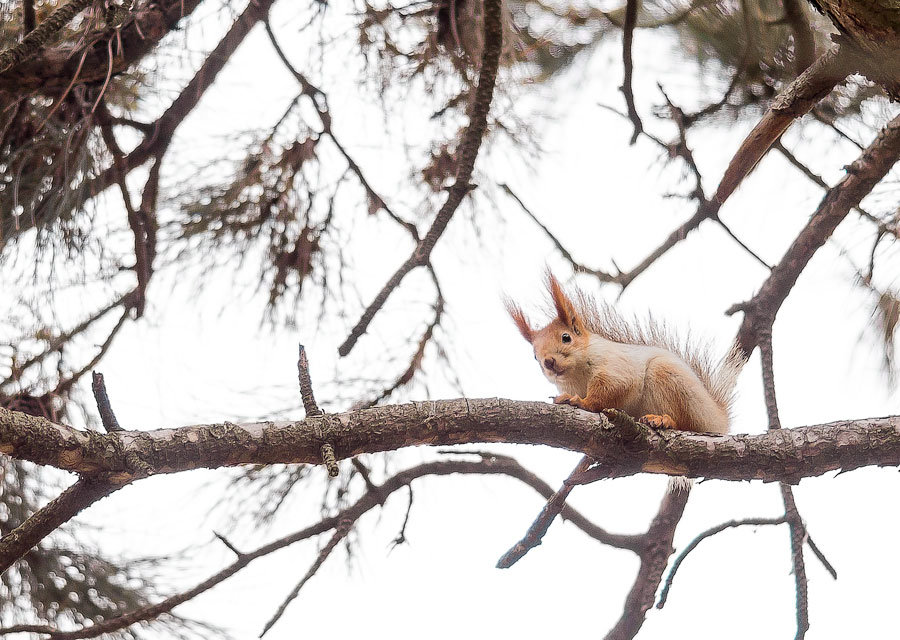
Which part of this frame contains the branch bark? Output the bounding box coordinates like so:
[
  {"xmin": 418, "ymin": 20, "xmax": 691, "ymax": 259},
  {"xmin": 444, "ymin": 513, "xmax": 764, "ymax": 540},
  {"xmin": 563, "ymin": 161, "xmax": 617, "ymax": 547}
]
[{"xmin": 2, "ymin": 401, "xmax": 898, "ymax": 482}]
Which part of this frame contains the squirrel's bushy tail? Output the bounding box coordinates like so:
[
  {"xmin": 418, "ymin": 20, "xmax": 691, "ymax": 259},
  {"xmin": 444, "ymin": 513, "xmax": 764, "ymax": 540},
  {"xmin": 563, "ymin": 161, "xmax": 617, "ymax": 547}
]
[{"xmin": 708, "ymin": 344, "xmax": 748, "ymax": 416}]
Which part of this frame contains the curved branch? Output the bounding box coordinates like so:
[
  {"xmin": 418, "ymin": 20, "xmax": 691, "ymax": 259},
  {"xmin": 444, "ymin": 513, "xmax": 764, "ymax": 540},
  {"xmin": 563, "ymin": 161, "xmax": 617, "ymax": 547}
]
[
  {"xmin": 0, "ymin": 457, "xmax": 630, "ymax": 639},
  {"xmin": 1, "ymin": 400, "xmax": 898, "ymax": 482},
  {"xmin": 657, "ymin": 516, "xmax": 787, "ymax": 609}
]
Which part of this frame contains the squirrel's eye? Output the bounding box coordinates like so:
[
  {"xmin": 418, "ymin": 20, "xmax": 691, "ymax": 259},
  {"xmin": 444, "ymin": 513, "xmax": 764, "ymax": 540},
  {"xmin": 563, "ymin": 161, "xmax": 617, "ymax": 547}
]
[{"xmin": 561, "ymin": 333, "xmax": 572, "ymax": 343}]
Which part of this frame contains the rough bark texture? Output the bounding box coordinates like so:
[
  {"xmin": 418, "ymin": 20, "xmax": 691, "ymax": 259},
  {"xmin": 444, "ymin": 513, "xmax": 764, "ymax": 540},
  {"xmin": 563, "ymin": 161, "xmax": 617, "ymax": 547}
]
[{"xmin": 1, "ymin": 401, "xmax": 898, "ymax": 483}]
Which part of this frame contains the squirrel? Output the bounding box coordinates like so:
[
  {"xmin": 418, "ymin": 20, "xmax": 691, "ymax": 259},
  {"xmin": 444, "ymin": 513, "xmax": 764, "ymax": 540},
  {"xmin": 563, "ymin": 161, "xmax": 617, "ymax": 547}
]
[{"xmin": 506, "ymin": 273, "xmax": 743, "ymax": 434}]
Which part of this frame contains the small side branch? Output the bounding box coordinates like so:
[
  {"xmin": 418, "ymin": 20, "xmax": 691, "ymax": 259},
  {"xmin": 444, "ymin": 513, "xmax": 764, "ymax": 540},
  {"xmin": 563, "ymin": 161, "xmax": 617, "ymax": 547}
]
[
  {"xmin": 657, "ymin": 516, "xmax": 788, "ymax": 608},
  {"xmin": 260, "ymin": 518, "xmax": 354, "ymax": 637},
  {"xmin": 91, "ymin": 372, "xmax": 123, "ymax": 432},
  {"xmin": 621, "ymin": 0, "xmax": 643, "ymax": 143},
  {"xmin": 496, "ymin": 455, "xmax": 593, "ymax": 568},
  {"xmin": 297, "ymin": 345, "xmax": 337, "ymax": 477}
]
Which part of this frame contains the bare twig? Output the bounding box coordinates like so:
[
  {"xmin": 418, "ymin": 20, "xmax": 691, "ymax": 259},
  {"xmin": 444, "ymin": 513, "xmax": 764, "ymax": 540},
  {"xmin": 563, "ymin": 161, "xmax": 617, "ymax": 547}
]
[
  {"xmin": 621, "ymin": 0, "xmax": 643, "ymax": 144},
  {"xmin": 355, "ymin": 265, "xmax": 446, "ymax": 408},
  {"xmin": 496, "ymin": 455, "xmax": 593, "ymax": 568},
  {"xmin": 98, "ymin": 114, "xmax": 153, "ymax": 315},
  {"xmin": 805, "ymin": 533, "xmax": 838, "ymax": 580},
  {"xmin": 90, "ymin": 372, "xmax": 123, "ymax": 432},
  {"xmin": 499, "ymin": 183, "xmax": 617, "ymax": 281},
  {"xmin": 260, "ymin": 518, "xmax": 354, "ymax": 637},
  {"xmin": 350, "ymin": 458, "xmax": 380, "ymax": 495},
  {"xmin": 54, "ymin": 307, "xmax": 131, "ymax": 396},
  {"xmin": 298, "ymin": 345, "xmax": 338, "ymax": 477},
  {"xmin": 2, "ymin": 293, "xmax": 132, "ymax": 389},
  {"xmin": 338, "ymin": 0, "xmax": 504, "ymax": 356},
  {"xmin": 773, "ymin": 140, "xmax": 880, "ymax": 229},
  {"xmin": 213, "ymin": 531, "xmax": 245, "ymax": 559},
  {"xmin": 297, "ymin": 345, "xmax": 322, "ymax": 418},
  {"xmin": 390, "ymin": 486, "xmax": 414, "ymax": 548},
  {"xmin": 263, "ymin": 22, "xmax": 419, "ymax": 240},
  {"xmin": 657, "ymin": 516, "xmax": 788, "ymax": 609}
]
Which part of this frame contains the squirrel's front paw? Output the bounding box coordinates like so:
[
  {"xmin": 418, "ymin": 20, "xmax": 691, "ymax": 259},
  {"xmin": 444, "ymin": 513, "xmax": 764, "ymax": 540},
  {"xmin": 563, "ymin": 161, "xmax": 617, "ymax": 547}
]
[
  {"xmin": 554, "ymin": 394, "xmax": 585, "ymax": 409},
  {"xmin": 639, "ymin": 413, "xmax": 677, "ymax": 429}
]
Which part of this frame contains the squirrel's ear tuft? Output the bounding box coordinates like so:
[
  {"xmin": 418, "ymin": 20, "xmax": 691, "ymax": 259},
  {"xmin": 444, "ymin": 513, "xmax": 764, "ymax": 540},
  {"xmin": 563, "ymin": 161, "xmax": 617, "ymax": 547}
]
[
  {"xmin": 547, "ymin": 271, "xmax": 580, "ymax": 331},
  {"xmin": 505, "ymin": 298, "xmax": 534, "ymax": 343}
]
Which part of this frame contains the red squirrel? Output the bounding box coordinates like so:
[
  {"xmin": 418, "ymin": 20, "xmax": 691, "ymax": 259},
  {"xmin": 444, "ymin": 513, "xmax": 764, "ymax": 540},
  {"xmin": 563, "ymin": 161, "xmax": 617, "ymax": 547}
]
[{"xmin": 506, "ymin": 273, "xmax": 742, "ymax": 434}]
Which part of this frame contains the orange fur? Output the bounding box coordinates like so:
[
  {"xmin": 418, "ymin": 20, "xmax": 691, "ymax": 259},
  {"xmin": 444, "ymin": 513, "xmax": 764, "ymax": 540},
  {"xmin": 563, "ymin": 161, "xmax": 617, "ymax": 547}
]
[{"xmin": 507, "ymin": 274, "xmax": 743, "ymax": 434}]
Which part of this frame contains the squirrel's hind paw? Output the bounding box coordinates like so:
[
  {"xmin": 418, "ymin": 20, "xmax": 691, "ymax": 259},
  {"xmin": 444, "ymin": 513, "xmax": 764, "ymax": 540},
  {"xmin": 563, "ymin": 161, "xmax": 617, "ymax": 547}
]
[{"xmin": 639, "ymin": 413, "xmax": 676, "ymax": 429}]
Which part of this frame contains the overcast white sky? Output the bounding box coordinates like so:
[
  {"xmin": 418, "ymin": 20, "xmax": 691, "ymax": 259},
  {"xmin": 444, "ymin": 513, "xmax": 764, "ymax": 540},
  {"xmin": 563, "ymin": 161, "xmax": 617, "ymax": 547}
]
[{"xmin": 6, "ymin": 1, "xmax": 900, "ymax": 638}]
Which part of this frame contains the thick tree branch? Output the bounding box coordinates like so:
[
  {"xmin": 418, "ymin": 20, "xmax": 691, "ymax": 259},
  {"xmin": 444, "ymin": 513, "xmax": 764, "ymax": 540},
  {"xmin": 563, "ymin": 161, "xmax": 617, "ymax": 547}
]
[{"xmin": 1, "ymin": 400, "xmax": 898, "ymax": 482}]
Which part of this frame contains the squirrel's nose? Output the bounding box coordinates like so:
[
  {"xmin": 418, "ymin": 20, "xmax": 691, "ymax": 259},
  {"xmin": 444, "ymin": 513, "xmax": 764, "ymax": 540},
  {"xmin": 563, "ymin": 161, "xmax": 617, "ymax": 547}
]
[{"xmin": 543, "ymin": 357, "xmax": 556, "ymax": 371}]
